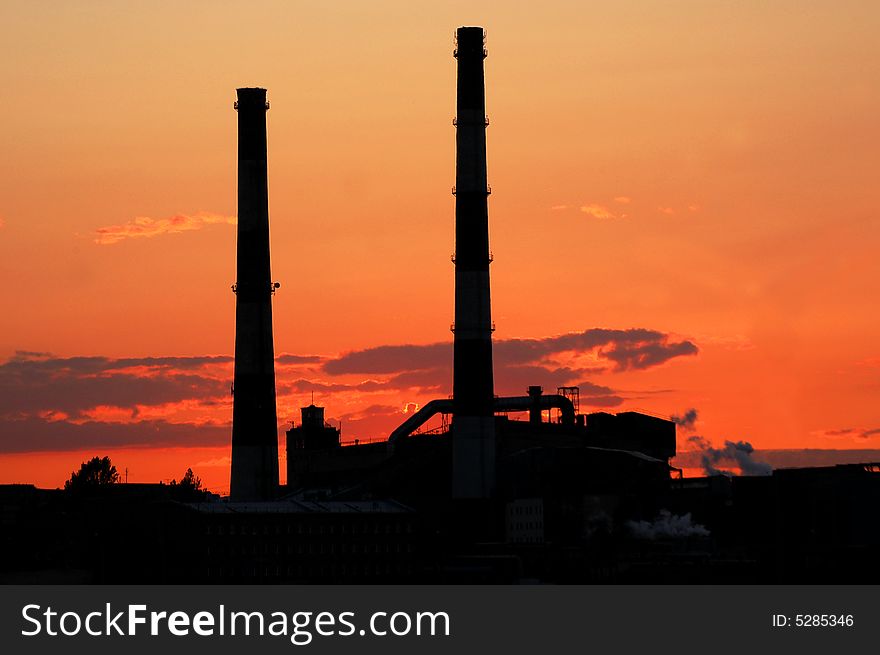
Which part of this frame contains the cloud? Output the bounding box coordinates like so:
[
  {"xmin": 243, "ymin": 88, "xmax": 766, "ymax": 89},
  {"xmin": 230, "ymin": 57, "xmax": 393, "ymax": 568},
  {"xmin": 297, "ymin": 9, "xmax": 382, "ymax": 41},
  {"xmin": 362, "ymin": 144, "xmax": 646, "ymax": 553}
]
[
  {"xmin": 658, "ymin": 207, "xmax": 675, "ymax": 215},
  {"xmin": 193, "ymin": 456, "xmax": 232, "ymax": 468},
  {"xmin": 574, "ymin": 387, "xmax": 624, "ymax": 408},
  {"xmin": 550, "ymin": 205, "xmax": 569, "ymax": 211},
  {"xmin": 499, "ymin": 328, "xmax": 697, "ymax": 371},
  {"xmin": 0, "ymin": 352, "xmax": 230, "ymax": 419},
  {"xmin": 280, "ymin": 370, "xmax": 448, "ymax": 396},
  {"xmin": 687, "ymin": 436, "xmax": 772, "ymax": 476},
  {"xmin": 326, "ymin": 328, "xmax": 698, "ymax": 375},
  {"xmin": 695, "ymin": 334, "xmax": 755, "ymax": 351},
  {"xmin": 334, "ymin": 404, "xmax": 399, "ymax": 422},
  {"xmin": 94, "ymin": 212, "xmax": 236, "ymax": 245},
  {"xmin": 329, "ymin": 404, "xmax": 405, "ymax": 442},
  {"xmin": 0, "ymin": 351, "xmax": 261, "ymax": 453},
  {"xmin": 580, "ymin": 204, "xmax": 617, "ymax": 220},
  {"xmin": 276, "ymin": 353, "xmax": 324, "ymax": 365},
  {"xmin": 0, "ymin": 416, "xmax": 230, "ymax": 453},
  {"xmin": 315, "ymin": 328, "xmax": 696, "ymax": 405},
  {"xmin": 674, "ymin": 448, "xmax": 880, "ymax": 471},
  {"xmin": 599, "ymin": 338, "xmax": 698, "ymax": 371},
  {"xmin": 813, "ymin": 427, "xmax": 880, "ymax": 441},
  {"xmin": 0, "ymin": 328, "xmax": 697, "ymax": 453},
  {"xmin": 324, "ymin": 343, "xmax": 450, "ymax": 375},
  {"xmin": 613, "ymin": 196, "xmax": 631, "ymax": 204},
  {"xmin": 671, "ymin": 408, "xmax": 698, "ymax": 431},
  {"xmin": 280, "ymin": 378, "xmax": 387, "ymax": 394},
  {"xmin": 384, "ymin": 369, "xmax": 447, "ymax": 392}
]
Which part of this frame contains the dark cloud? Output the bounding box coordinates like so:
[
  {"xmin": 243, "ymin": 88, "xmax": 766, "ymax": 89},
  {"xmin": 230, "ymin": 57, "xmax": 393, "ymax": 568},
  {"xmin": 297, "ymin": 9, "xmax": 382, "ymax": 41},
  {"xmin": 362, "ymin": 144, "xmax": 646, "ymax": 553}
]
[
  {"xmin": 384, "ymin": 369, "xmax": 447, "ymax": 393},
  {"xmin": 280, "ymin": 365, "xmax": 623, "ymax": 406},
  {"xmin": 600, "ymin": 339, "xmax": 698, "ymax": 371},
  {"xmin": 12, "ymin": 350, "xmax": 53, "ymax": 358},
  {"xmin": 280, "ymin": 378, "xmax": 365, "ymax": 394},
  {"xmin": 3, "ymin": 351, "xmax": 232, "ymax": 374},
  {"xmin": 0, "ymin": 416, "xmax": 230, "ymax": 453},
  {"xmin": 0, "ymin": 353, "xmax": 228, "ymax": 418},
  {"xmin": 820, "ymin": 427, "xmax": 880, "ymax": 440},
  {"xmin": 276, "ymin": 354, "xmax": 324, "ymax": 365},
  {"xmin": 564, "ymin": 380, "xmax": 623, "ymax": 408},
  {"xmin": 0, "ymin": 327, "xmax": 696, "ymax": 453},
  {"xmin": 323, "ymin": 343, "xmax": 450, "ymax": 375},
  {"xmin": 324, "ymin": 328, "xmax": 697, "ymax": 375},
  {"xmin": 576, "ymin": 394, "xmax": 624, "ymax": 409},
  {"xmin": 279, "ymin": 375, "xmax": 438, "ymax": 395},
  {"xmin": 575, "ymin": 381, "xmax": 617, "ymax": 395},
  {"xmin": 495, "ymin": 365, "xmax": 592, "ymax": 396},
  {"xmin": 494, "ymin": 328, "xmax": 678, "ymax": 366},
  {"xmin": 335, "ymin": 404, "xmax": 400, "ymax": 422}
]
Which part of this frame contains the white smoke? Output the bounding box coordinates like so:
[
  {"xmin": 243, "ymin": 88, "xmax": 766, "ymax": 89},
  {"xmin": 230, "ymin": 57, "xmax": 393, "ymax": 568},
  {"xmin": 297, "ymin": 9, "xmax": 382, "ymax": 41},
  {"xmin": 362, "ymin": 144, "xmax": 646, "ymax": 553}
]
[{"xmin": 627, "ymin": 509, "xmax": 710, "ymax": 540}]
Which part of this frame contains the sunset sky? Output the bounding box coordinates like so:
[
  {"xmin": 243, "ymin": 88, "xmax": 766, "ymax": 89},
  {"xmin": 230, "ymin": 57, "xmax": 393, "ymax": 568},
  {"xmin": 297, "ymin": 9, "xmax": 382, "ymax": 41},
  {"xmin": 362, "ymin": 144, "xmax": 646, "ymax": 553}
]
[{"xmin": 1, "ymin": 1, "xmax": 878, "ymax": 493}]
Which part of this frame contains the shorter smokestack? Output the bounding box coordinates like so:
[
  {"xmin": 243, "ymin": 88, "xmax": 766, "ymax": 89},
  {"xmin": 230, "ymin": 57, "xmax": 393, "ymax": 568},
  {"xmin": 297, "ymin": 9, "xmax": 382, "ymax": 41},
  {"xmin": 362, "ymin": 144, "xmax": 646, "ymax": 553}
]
[{"xmin": 229, "ymin": 87, "xmax": 280, "ymax": 501}]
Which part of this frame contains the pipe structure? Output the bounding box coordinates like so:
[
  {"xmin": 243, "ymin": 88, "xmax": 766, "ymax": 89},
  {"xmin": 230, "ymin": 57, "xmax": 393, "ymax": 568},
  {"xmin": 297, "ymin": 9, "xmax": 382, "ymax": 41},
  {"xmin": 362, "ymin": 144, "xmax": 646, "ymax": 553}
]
[
  {"xmin": 388, "ymin": 399, "xmax": 454, "ymax": 444},
  {"xmin": 387, "ymin": 395, "xmax": 576, "ymax": 444},
  {"xmin": 451, "ymin": 26, "xmax": 496, "ymax": 498},
  {"xmin": 229, "ymin": 87, "xmax": 280, "ymax": 501}
]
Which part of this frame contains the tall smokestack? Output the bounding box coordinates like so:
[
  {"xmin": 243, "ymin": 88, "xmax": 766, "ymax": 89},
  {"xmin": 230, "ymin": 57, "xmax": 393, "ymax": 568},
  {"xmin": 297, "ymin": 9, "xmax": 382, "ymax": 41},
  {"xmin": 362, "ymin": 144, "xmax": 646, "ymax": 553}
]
[
  {"xmin": 230, "ymin": 87, "xmax": 279, "ymax": 501},
  {"xmin": 451, "ymin": 27, "xmax": 495, "ymax": 498}
]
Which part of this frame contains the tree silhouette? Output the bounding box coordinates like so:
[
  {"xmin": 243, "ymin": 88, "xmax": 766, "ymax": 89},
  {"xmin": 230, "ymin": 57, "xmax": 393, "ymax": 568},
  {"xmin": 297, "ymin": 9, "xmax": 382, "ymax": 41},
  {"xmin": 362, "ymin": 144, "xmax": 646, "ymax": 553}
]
[
  {"xmin": 169, "ymin": 468, "xmax": 208, "ymax": 501},
  {"xmin": 64, "ymin": 456, "xmax": 120, "ymax": 491}
]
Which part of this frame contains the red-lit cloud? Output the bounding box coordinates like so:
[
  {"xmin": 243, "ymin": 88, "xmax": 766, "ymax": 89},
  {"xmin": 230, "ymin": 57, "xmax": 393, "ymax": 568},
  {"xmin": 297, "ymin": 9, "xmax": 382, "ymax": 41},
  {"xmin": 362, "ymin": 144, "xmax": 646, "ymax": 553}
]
[
  {"xmin": 580, "ymin": 204, "xmax": 617, "ymax": 219},
  {"xmin": 325, "ymin": 328, "xmax": 697, "ymax": 374},
  {"xmin": 94, "ymin": 212, "xmax": 236, "ymax": 245},
  {"xmin": 0, "ymin": 327, "xmax": 697, "ymax": 453}
]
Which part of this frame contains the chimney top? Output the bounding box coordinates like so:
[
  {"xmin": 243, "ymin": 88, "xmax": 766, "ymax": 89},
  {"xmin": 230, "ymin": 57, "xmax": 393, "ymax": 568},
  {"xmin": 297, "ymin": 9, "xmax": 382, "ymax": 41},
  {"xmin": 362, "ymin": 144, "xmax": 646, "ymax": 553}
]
[
  {"xmin": 235, "ymin": 87, "xmax": 268, "ymax": 111},
  {"xmin": 455, "ymin": 26, "xmax": 486, "ymax": 58}
]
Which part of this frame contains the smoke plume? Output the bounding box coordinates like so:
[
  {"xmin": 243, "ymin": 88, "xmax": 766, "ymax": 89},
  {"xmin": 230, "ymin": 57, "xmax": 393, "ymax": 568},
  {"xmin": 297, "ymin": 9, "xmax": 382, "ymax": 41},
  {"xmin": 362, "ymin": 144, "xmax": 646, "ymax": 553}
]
[
  {"xmin": 672, "ymin": 408, "xmax": 698, "ymax": 431},
  {"xmin": 688, "ymin": 436, "xmax": 772, "ymax": 476},
  {"xmin": 627, "ymin": 509, "xmax": 710, "ymax": 539}
]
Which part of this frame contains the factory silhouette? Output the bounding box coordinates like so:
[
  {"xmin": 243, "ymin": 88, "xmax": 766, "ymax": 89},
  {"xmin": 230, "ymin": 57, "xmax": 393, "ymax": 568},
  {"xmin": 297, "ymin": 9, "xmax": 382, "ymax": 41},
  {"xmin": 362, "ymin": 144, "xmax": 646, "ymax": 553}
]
[{"xmin": 2, "ymin": 27, "xmax": 880, "ymax": 584}]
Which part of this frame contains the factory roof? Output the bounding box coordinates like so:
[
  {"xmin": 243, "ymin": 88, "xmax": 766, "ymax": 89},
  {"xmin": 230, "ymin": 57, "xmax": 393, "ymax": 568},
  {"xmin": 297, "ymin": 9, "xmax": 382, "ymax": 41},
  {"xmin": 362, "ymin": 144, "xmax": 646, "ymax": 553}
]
[{"xmin": 185, "ymin": 499, "xmax": 412, "ymax": 514}]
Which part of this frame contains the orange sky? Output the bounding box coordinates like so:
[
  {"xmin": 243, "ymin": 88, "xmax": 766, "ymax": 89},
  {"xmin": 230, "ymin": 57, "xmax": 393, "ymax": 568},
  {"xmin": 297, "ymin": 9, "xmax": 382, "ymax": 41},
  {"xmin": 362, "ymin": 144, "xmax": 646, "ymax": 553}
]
[{"xmin": 1, "ymin": 2, "xmax": 879, "ymax": 493}]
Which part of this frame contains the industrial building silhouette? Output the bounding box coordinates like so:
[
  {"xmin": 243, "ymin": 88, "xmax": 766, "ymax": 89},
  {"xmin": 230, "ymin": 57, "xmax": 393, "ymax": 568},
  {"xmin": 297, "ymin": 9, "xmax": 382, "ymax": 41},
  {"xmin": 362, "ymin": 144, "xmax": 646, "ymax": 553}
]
[{"xmin": 2, "ymin": 27, "xmax": 879, "ymax": 584}]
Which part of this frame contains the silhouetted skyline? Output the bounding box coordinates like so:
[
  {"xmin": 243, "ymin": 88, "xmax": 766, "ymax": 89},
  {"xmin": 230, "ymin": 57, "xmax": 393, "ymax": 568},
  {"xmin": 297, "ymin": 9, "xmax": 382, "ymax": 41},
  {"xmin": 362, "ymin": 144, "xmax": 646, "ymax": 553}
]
[
  {"xmin": 2, "ymin": 3, "xmax": 880, "ymax": 495},
  {"xmin": 2, "ymin": 11, "xmax": 880, "ymax": 586}
]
